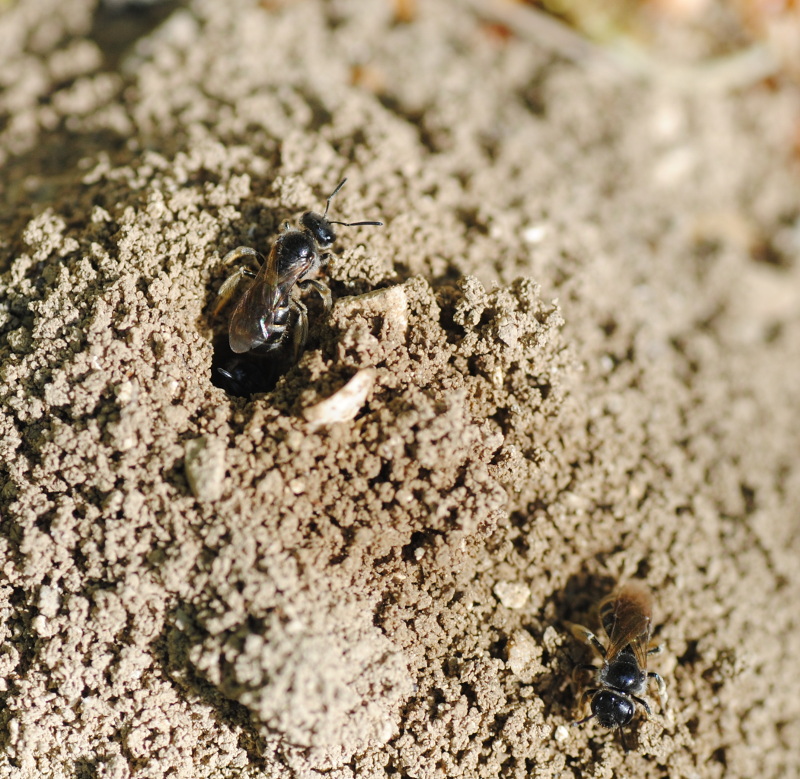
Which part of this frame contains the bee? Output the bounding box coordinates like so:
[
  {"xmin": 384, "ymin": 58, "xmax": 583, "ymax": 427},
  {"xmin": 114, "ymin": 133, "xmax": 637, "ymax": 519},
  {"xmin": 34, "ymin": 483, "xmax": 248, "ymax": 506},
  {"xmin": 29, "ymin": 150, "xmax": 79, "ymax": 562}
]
[
  {"xmin": 567, "ymin": 581, "xmax": 668, "ymax": 750},
  {"xmin": 214, "ymin": 178, "xmax": 382, "ymax": 361}
]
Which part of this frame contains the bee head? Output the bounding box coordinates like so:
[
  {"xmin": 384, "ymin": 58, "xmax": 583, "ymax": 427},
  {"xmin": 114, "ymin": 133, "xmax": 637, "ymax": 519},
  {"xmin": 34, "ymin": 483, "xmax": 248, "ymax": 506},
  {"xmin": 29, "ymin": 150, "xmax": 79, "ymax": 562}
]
[
  {"xmin": 590, "ymin": 690, "xmax": 635, "ymax": 729},
  {"xmin": 301, "ymin": 178, "xmax": 382, "ymax": 251},
  {"xmin": 301, "ymin": 211, "xmax": 336, "ymax": 249}
]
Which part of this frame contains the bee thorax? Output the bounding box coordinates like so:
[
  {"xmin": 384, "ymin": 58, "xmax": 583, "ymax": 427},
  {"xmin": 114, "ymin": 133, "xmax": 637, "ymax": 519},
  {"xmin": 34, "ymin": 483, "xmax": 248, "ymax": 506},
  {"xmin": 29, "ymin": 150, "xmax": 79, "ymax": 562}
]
[
  {"xmin": 275, "ymin": 232, "xmax": 318, "ymax": 278},
  {"xmin": 600, "ymin": 652, "xmax": 646, "ymax": 695}
]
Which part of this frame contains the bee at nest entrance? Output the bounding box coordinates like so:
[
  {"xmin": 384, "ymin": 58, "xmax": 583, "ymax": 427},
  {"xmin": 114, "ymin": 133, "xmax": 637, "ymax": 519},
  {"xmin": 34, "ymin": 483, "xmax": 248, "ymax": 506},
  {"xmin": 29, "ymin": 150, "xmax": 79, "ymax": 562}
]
[
  {"xmin": 208, "ymin": 178, "xmax": 382, "ymax": 397},
  {"xmin": 209, "ymin": 290, "xmax": 329, "ymax": 397}
]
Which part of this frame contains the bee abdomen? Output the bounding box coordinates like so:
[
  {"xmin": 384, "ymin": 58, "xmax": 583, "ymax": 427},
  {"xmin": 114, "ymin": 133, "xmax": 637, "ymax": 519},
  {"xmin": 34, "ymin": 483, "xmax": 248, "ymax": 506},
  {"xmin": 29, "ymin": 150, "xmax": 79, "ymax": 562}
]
[{"xmin": 261, "ymin": 303, "xmax": 291, "ymax": 348}]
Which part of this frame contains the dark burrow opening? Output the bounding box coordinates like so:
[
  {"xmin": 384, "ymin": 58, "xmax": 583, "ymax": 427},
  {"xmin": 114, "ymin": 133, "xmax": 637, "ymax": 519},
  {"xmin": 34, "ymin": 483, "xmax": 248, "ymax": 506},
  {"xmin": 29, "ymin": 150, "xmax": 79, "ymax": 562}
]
[{"xmin": 210, "ymin": 334, "xmax": 292, "ymax": 397}]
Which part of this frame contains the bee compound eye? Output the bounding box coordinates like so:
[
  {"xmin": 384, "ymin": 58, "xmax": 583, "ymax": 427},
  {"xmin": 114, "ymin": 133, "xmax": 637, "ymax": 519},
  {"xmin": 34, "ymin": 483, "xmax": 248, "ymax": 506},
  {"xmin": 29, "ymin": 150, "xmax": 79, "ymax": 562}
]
[{"xmin": 591, "ymin": 691, "xmax": 635, "ymax": 729}]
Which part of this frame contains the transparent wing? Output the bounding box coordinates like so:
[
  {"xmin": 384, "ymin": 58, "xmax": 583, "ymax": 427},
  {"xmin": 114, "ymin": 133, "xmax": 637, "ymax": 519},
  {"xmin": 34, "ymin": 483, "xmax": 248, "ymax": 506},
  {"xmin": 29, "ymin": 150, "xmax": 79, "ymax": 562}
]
[
  {"xmin": 602, "ymin": 581, "xmax": 653, "ymax": 668},
  {"xmin": 229, "ymin": 246, "xmax": 281, "ymax": 353}
]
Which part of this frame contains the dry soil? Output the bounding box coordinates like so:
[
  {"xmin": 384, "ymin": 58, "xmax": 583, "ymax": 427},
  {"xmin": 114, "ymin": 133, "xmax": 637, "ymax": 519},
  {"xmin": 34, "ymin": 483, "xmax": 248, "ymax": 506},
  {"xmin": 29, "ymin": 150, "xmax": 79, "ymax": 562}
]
[{"xmin": 1, "ymin": 1, "xmax": 799, "ymax": 778}]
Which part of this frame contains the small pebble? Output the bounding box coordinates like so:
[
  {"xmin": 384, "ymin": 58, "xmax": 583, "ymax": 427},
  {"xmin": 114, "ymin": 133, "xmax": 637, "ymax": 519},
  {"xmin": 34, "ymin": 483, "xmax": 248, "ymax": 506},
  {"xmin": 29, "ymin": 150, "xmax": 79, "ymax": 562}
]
[
  {"xmin": 303, "ymin": 369, "xmax": 376, "ymax": 427},
  {"xmin": 184, "ymin": 436, "xmax": 226, "ymax": 502},
  {"xmin": 493, "ymin": 581, "xmax": 530, "ymax": 610}
]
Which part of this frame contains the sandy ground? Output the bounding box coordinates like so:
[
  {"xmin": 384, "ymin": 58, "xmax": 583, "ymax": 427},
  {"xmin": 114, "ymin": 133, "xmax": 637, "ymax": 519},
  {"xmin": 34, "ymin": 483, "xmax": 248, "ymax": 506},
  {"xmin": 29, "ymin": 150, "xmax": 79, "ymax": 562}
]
[{"xmin": 1, "ymin": 0, "xmax": 800, "ymax": 777}]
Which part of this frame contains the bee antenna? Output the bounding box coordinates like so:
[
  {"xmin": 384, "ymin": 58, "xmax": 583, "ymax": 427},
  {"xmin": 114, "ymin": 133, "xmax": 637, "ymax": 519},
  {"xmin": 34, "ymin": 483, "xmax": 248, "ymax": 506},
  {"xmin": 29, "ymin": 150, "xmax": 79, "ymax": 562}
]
[
  {"xmin": 323, "ymin": 178, "xmax": 348, "ymax": 217},
  {"xmin": 329, "ymin": 220, "xmax": 384, "ymax": 228},
  {"xmin": 619, "ymin": 726, "xmax": 630, "ymax": 752}
]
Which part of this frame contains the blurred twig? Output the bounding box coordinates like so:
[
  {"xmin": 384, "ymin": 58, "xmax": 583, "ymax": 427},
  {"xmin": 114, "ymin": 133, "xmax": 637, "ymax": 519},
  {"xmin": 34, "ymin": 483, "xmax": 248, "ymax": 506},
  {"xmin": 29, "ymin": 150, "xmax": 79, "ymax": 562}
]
[{"xmin": 465, "ymin": 0, "xmax": 781, "ymax": 91}]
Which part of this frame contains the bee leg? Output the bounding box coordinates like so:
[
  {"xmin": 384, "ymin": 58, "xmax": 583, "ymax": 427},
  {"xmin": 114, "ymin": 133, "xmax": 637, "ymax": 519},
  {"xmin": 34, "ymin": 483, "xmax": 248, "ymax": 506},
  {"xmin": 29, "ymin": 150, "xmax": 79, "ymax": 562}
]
[
  {"xmin": 214, "ymin": 247, "xmax": 263, "ymax": 315},
  {"xmin": 648, "ymin": 671, "xmax": 668, "ymax": 708},
  {"xmin": 565, "ymin": 622, "xmax": 607, "ymax": 658},
  {"xmin": 630, "ymin": 693, "xmax": 652, "ymax": 716},
  {"xmin": 572, "ymin": 663, "xmax": 596, "ymax": 687},
  {"xmin": 297, "ymin": 278, "xmax": 332, "ymax": 312},
  {"xmin": 214, "ymin": 267, "xmax": 257, "ymax": 315},
  {"xmin": 289, "ymin": 298, "xmax": 309, "ymax": 360},
  {"xmin": 222, "ymin": 245, "xmax": 264, "ymax": 271},
  {"xmin": 647, "ymin": 642, "xmax": 663, "ymax": 655},
  {"xmin": 572, "ymin": 688, "xmax": 599, "ymax": 725}
]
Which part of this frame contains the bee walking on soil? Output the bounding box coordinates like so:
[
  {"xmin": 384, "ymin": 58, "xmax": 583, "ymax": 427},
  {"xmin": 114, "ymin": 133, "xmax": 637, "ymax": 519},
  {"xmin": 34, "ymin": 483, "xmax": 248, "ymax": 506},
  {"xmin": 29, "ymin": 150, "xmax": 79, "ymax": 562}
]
[
  {"xmin": 214, "ymin": 178, "xmax": 382, "ymax": 363},
  {"xmin": 566, "ymin": 581, "xmax": 668, "ymax": 750}
]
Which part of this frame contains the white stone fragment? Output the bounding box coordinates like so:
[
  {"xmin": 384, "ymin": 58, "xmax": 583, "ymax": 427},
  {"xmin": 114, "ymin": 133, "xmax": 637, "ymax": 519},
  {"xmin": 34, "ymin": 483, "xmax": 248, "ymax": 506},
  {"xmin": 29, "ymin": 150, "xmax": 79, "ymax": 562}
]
[
  {"xmin": 114, "ymin": 380, "xmax": 138, "ymax": 405},
  {"xmin": 184, "ymin": 436, "xmax": 226, "ymax": 502},
  {"xmin": 333, "ymin": 285, "xmax": 409, "ymax": 341},
  {"xmin": 493, "ymin": 581, "xmax": 530, "ymax": 610},
  {"xmin": 37, "ymin": 585, "xmax": 61, "ymax": 618},
  {"xmin": 506, "ymin": 630, "xmax": 541, "ymax": 679},
  {"xmin": 302, "ymin": 369, "xmax": 377, "ymax": 427},
  {"xmin": 522, "ymin": 224, "xmax": 548, "ymax": 244}
]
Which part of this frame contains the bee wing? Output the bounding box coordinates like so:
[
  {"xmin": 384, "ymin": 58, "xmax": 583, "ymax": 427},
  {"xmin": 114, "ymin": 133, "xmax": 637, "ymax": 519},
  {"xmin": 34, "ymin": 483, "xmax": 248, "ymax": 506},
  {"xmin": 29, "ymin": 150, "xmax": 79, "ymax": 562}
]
[
  {"xmin": 602, "ymin": 581, "xmax": 653, "ymax": 667},
  {"xmin": 228, "ymin": 246, "xmax": 282, "ymax": 354}
]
